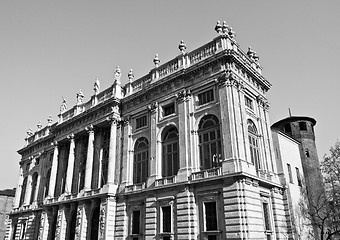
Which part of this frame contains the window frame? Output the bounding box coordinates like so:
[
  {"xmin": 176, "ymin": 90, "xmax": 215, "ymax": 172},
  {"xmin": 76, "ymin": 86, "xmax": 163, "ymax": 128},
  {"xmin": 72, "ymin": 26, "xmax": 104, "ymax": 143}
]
[
  {"xmin": 133, "ymin": 138, "xmax": 149, "ymax": 184},
  {"xmin": 245, "ymin": 95, "xmax": 254, "ymax": 110},
  {"xmin": 135, "ymin": 115, "xmax": 148, "ymax": 130},
  {"xmin": 128, "ymin": 204, "xmax": 144, "ymax": 240},
  {"xmin": 287, "ymin": 163, "xmax": 293, "ymax": 184},
  {"xmin": 261, "ymin": 196, "xmax": 273, "ymax": 239},
  {"xmin": 158, "ymin": 197, "xmax": 175, "ymax": 239},
  {"xmin": 162, "ymin": 127, "xmax": 179, "ymax": 177},
  {"xmin": 247, "ymin": 120, "xmax": 261, "ymax": 170},
  {"xmin": 196, "ymin": 88, "xmax": 215, "ymax": 107},
  {"xmin": 162, "ymin": 102, "xmax": 176, "ymax": 117}
]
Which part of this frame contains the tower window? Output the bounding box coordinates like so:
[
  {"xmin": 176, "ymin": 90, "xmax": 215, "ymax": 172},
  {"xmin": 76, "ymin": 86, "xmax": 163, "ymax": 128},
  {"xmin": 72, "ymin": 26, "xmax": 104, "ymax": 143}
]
[
  {"xmin": 287, "ymin": 164, "xmax": 293, "ymax": 184},
  {"xmin": 299, "ymin": 122, "xmax": 307, "ymax": 131},
  {"xmin": 284, "ymin": 123, "xmax": 291, "ymax": 133},
  {"xmin": 296, "ymin": 167, "xmax": 302, "ymax": 187},
  {"xmin": 245, "ymin": 96, "xmax": 253, "ymax": 110},
  {"xmin": 163, "ymin": 102, "xmax": 175, "ymax": 116},
  {"xmin": 198, "ymin": 89, "xmax": 214, "ymax": 105}
]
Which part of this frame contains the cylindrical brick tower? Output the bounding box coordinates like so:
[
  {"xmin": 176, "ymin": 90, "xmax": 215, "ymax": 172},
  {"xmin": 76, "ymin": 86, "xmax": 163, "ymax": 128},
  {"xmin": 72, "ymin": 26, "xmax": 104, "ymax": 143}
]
[{"xmin": 271, "ymin": 116, "xmax": 323, "ymax": 196}]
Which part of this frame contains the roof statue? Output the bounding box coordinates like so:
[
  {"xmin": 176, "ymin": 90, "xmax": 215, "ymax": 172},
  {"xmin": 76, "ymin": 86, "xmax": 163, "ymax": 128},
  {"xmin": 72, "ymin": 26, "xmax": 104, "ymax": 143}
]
[
  {"xmin": 94, "ymin": 78, "xmax": 100, "ymax": 95},
  {"xmin": 113, "ymin": 66, "xmax": 121, "ymax": 83},
  {"xmin": 214, "ymin": 21, "xmax": 222, "ymax": 34},
  {"xmin": 37, "ymin": 121, "xmax": 42, "ymax": 130},
  {"xmin": 178, "ymin": 40, "xmax": 186, "ymax": 54},
  {"xmin": 47, "ymin": 115, "xmax": 53, "ymax": 127},
  {"xmin": 128, "ymin": 69, "xmax": 134, "ymax": 82},
  {"xmin": 76, "ymin": 90, "xmax": 84, "ymax": 105},
  {"xmin": 60, "ymin": 97, "xmax": 67, "ymax": 113},
  {"xmin": 153, "ymin": 54, "xmax": 160, "ymax": 68}
]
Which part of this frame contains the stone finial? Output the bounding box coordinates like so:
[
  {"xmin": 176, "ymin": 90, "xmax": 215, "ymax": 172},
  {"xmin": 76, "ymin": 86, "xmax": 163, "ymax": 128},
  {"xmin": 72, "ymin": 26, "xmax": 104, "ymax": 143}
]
[
  {"xmin": 215, "ymin": 21, "xmax": 222, "ymax": 34},
  {"xmin": 222, "ymin": 21, "xmax": 229, "ymax": 34},
  {"xmin": 60, "ymin": 97, "xmax": 67, "ymax": 113},
  {"xmin": 76, "ymin": 90, "xmax": 84, "ymax": 105},
  {"xmin": 178, "ymin": 40, "xmax": 186, "ymax": 54},
  {"xmin": 128, "ymin": 69, "xmax": 134, "ymax": 82},
  {"xmin": 27, "ymin": 128, "xmax": 33, "ymax": 137},
  {"xmin": 153, "ymin": 54, "xmax": 160, "ymax": 68},
  {"xmin": 228, "ymin": 27, "xmax": 235, "ymax": 39},
  {"xmin": 47, "ymin": 115, "xmax": 53, "ymax": 127},
  {"xmin": 247, "ymin": 47, "xmax": 255, "ymax": 58},
  {"xmin": 114, "ymin": 66, "xmax": 121, "ymax": 82},
  {"xmin": 253, "ymin": 52, "xmax": 259, "ymax": 62},
  {"xmin": 37, "ymin": 121, "xmax": 42, "ymax": 130},
  {"xmin": 94, "ymin": 78, "xmax": 100, "ymax": 95}
]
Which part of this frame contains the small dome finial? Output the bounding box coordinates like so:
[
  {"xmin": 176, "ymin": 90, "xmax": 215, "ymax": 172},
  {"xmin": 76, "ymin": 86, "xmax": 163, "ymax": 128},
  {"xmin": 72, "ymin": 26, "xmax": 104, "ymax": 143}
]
[
  {"xmin": 215, "ymin": 21, "xmax": 222, "ymax": 34},
  {"xmin": 128, "ymin": 69, "xmax": 134, "ymax": 81},
  {"xmin": 153, "ymin": 54, "xmax": 160, "ymax": 68}
]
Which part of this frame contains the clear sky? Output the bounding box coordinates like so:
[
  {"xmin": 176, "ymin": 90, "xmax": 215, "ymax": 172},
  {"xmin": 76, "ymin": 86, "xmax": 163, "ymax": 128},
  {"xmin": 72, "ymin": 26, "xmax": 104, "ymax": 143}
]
[{"xmin": 0, "ymin": 1, "xmax": 339, "ymax": 189}]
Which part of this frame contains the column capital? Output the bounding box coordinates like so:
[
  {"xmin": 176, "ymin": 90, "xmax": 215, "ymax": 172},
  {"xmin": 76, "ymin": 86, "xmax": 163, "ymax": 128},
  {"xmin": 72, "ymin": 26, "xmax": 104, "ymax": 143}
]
[
  {"xmin": 122, "ymin": 115, "xmax": 131, "ymax": 126},
  {"xmin": 176, "ymin": 89, "xmax": 191, "ymax": 102},
  {"xmin": 107, "ymin": 116, "xmax": 121, "ymax": 125},
  {"xmin": 257, "ymin": 95, "xmax": 270, "ymax": 110},
  {"xmin": 85, "ymin": 125, "xmax": 94, "ymax": 133},
  {"xmin": 67, "ymin": 134, "xmax": 74, "ymax": 140},
  {"xmin": 147, "ymin": 102, "xmax": 158, "ymax": 112},
  {"xmin": 51, "ymin": 140, "xmax": 58, "ymax": 147}
]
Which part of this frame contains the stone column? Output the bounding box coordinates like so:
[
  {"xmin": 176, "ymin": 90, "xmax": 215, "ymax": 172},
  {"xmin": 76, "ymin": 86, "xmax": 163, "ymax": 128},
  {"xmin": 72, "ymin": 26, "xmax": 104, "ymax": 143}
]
[
  {"xmin": 48, "ymin": 141, "xmax": 59, "ymax": 198},
  {"xmin": 176, "ymin": 89, "xmax": 191, "ymax": 182},
  {"xmin": 65, "ymin": 134, "xmax": 75, "ymax": 194},
  {"xmin": 14, "ymin": 167, "xmax": 24, "ymax": 208},
  {"xmin": 23, "ymin": 173, "xmax": 32, "ymax": 205},
  {"xmin": 84, "ymin": 126, "xmax": 94, "ymax": 191},
  {"xmin": 105, "ymin": 117, "xmax": 119, "ymax": 192}
]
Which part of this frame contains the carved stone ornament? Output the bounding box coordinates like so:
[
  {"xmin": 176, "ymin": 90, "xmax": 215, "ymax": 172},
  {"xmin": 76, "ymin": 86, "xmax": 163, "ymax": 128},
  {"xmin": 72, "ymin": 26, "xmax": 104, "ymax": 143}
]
[
  {"xmin": 113, "ymin": 66, "xmax": 121, "ymax": 82},
  {"xmin": 75, "ymin": 207, "xmax": 82, "ymax": 239},
  {"xmin": 214, "ymin": 21, "xmax": 222, "ymax": 34},
  {"xmin": 99, "ymin": 204, "xmax": 106, "ymax": 238},
  {"xmin": 107, "ymin": 115, "xmax": 121, "ymax": 125},
  {"xmin": 153, "ymin": 54, "xmax": 160, "ymax": 68},
  {"xmin": 85, "ymin": 124, "xmax": 94, "ymax": 133},
  {"xmin": 123, "ymin": 115, "xmax": 131, "ymax": 125},
  {"xmin": 37, "ymin": 121, "xmax": 42, "ymax": 130},
  {"xmin": 27, "ymin": 128, "xmax": 33, "ymax": 137},
  {"xmin": 94, "ymin": 78, "xmax": 100, "ymax": 95},
  {"xmin": 222, "ymin": 21, "xmax": 229, "ymax": 34},
  {"xmin": 76, "ymin": 90, "xmax": 84, "ymax": 105},
  {"xmin": 60, "ymin": 97, "xmax": 67, "ymax": 113},
  {"xmin": 128, "ymin": 69, "xmax": 134, "ymax": 82},
  {"xmin": 37, "ymin": 213, "xmax": 45, "ymax": 240},
  {"xmin": 178, "ymin": 40, "xmax": 186, "ymax": 54},
  {"xmin": 55, "ymin": 210, "xmax": 62, "ymax": 239},
  {"xmin": 147, "ymin": 102, "xmax": 158, "ymax": 112},
  {"xmin": 176, "ymin": 89, "xmax": 191, "ymax": 102},
  {"xmin": 257, "ymin": 95, "xmax": 270, "ymax": 110},
  {"xmin": 67, "ymin": 133, "xmax": 74, "ymax": 140},
  {"xmin": 47, "ymin": 115, "xmax": 53, "ymax": 126}
]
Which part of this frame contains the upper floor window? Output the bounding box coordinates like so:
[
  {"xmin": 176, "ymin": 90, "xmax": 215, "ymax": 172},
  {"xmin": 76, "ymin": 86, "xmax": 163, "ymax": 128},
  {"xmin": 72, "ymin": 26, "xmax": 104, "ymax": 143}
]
[
  {"xmin": 100, "ymin": 128, "xmax": 110, "ymax": 187},
  {"xmin": 245, "ymin": 96, "xmax": 253, "ymax": 110},
  {"xmin": 25, "ymin": 163, "xmax": 30, "ymax": 171},
  {"xmin": 162, "ymin": 127, "xmax": 179, "ymax": 177},
  {"xmin": 198, "ymin": 115, "xmax": 222, "ymax": 170},
  {"xmin": 248, "ymin": 120, "xmax": 261, "ymax": 170},
  {"xmin": 284, "ymin": 123, "xmax": 291, "ymax": 133},
  {"xmin": 30, "ymin": 172, "xmax": 38, "ymax": 204},
  {"xmin": 299, "ymin": 121, "xmax": 307, "ymax": 131},
  {"xmin": 35, "ymin": 157, "xmax": 40, "ymax": 165},
  {"xmin": 287, "ymin": 163, "xmax": 293, "ymax": 184},
  {"xmin": 130, "ymin": 207, "xmax": 143, "ymax": 240},
  {"xmin": 136, "ymin": 115, "xmax": 147, "ymax": 129},
  {"xmin": 296, "ymin": 167, "xmax": 302, "ymax": 187},
  {"xmin": 19, "ymin": 177, "xmax": 27, "ymax": 206},
  {"xmin": 162, "ymin": 102, "xmax": 175, "ymax": 117},
  {"xmin": 44, "ymin": 169, "xmax": 51, "ymax": 198},
  {"xmin": 133, "ymin": 138, "xmax": 149, "ymax": 184},
  {"xmin": 198, "ymin": 89, "xmax": 214, "ymax": 106}
]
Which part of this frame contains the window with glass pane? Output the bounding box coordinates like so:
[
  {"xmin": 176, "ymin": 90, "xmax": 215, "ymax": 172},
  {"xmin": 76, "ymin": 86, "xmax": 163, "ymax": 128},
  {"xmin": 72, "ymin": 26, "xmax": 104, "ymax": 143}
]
[
  {"xmin": 204, "ymin": 201, "xmax": 217, "ymax": 231},
  {"xmin": 161, "ymin": 206, "xmax": 172, "ymax": 233},
  {"xmin": 198, "ymin": 115, "xmax": 222, "ymax": 170},
  {"xmin": 162, "ymin": 128, "xmax": 179, "ymax": 177},
  {"xmin": 248, "ymin": 120, "xmax": 261, "ymax": 170},
  {"xmin": 133, "ymin": 138, "xmax": 149, "ymax": 184},
  {"xmin": 287, "ymin": 164, "xmax": 293, "ymax": 183},
  {"xmin": 245, "ymin": 96, "xmax": 253, "ymax": 110},
  {"xmin": 262, "ymin": 202, "xmax": 271, "ymax": 232},
  {"xmin": 132, "ymin": 210, "xmax": 140, "ymax": 234},
  {"xmin": 163, "ymin": 103, "xmax": 175, "ymax": 116},
  {"xmin": 136, "ymin": 115, "xmax": 147, "ymax": 129},
  {"xmin": 198, "ymin": 89, "xmax": 214, "ymax": 105}
]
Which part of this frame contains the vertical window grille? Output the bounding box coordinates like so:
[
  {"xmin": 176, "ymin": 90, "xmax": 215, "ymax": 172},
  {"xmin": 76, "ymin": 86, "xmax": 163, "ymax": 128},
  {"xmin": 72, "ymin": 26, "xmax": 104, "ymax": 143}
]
[
  {"xmin": 198, "ymin": 115, "xmax": 222, "ymax": 170},
  {"xmin": 133, "ymin": 138, "xmax": 149, "ymax": 184},
  {"xmin": 248, "ymin": 120, "xmax": 261, "ymax": 170},
  {"xmin": 161, "ymin": 206, "xmax": 172, "ymax": 233},
  {"xmin": 162, "ymin": 128, "xmax": 179, "ymax": 177},
  {"xmin": 198, "ymin": 89, "xmax": 214, "ymax": 105},
  {"xmin": 204, "ymin": 201, "xmax": 218, "ymax": 231}
]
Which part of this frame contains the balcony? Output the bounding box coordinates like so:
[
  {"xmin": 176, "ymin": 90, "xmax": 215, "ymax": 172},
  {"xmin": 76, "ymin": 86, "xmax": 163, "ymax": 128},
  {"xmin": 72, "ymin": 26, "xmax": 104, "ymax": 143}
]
[
  {"xmin": 125, "ymin": 182, "xmax": 146, "ymax": 193},
  {"xmin": 190, "ymin": 167, "xmax": 222, "ymax": 181},
  {"xmin": 155, "ymin": 176, "xmax": 177, "ymax": 187}
]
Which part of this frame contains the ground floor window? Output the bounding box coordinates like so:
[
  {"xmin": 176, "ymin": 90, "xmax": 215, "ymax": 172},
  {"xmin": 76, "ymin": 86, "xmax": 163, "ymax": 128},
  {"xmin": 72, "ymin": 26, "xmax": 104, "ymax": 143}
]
[{"xmin": 199, "ymin": 192, "xmax": 221, "ymax": 240}]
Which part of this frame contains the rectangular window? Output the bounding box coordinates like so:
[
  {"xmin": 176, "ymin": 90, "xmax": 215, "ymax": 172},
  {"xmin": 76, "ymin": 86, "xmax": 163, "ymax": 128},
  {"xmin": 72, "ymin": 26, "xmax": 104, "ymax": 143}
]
[
  {"xmin": 262, "ymin": 202, "xmax": 272, "ymax": 232},
  {"xmin": 296, "ymin": 167, "xmax": 302, "ymax": 186},
  {"xmin": 26, "ymin": 163, "xmax": 30, "ymax": 171},
  {"xmin": 245, "ymin": 96, "xmax": 253, "ymax": 110},
  {"xmin": 161, "ymin": 206, "xmax": 172, "ymax": 233},
  {"xmin": 132, "ymin": 210, "xmax": 140, "ymax": 235},
  {"xmin": 198, "ymin": 89, "xmax": 214, "ymax": 105},
  {"xmin": 299, "ymin": 122, "xmax": 307, "ymax": 131},
  {"xmin": 163, "ymin": 103, "xmax": 175, "ymax": 116},
  {"xmin": 135, "ymin": 115, "xmax": 147, "ymax": 129},
  {"xmin": 20, "ymin": 222, "xmax": 26, "ymax": 240},
  {"xmin": 49, "ymin": 153, "xmax": 53, "ymax": 162},
  {"xmin": 204, "ymin": 201, "xmax": 217, "ymax": 231},
  {"xmin": 284, "ymin": 123, "xmax": 291, "ymax": 133},
  {"xmin": 35, "ymin": 157, "xmax": 40, "ymax": 165},
  {"xmin": 287, "ymin": 164, "xmax": 293, "ymax": 183}
]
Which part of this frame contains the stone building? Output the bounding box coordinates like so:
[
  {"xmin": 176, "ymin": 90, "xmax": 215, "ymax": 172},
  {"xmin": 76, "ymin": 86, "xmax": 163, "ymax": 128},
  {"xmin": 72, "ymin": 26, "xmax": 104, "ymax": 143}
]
[
  {"xmin": 6, "ymin": 21, "xmax": 319, "ymax": 240},
  {"xmin": 0, "ymin": 189, "xmax": 15, "ymax": 240}
]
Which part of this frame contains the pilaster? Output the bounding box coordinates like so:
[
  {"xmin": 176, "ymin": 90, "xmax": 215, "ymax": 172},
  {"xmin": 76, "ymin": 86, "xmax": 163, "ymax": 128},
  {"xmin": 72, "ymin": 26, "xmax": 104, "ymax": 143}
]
[
  {"xmin": 48, "ymin": 141, "xmax": 59, "ymax": 198},
  {"xmin": 120, "ymin": 116, "xmax": 132, "ymax": 189},
  {"xmin": 65, "ymin": 134, "xmax": 75, "ymax": 194},
  {"xmin": 55, "ymin": 206, "xmax": 67, "ymax": 240},
  {"xmin": 84, "ymin": 125, "xmax": 94, "ymax": 191},
  {"xmin": 23, "ymin": 173, "xmax": 32, "ymax": 205},
  {"xmin": 148, "ymin": 102, "xmax": 158, "ymax": 186},
  {"xmin": 14, "ymin": 167, "xmax": 23, "ymax": 208}
]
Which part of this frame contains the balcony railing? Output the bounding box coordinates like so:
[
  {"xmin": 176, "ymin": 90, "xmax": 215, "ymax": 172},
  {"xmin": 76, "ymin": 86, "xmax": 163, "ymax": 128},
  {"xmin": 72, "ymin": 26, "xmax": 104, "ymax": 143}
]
[
  {"xmin": 125, "ymin": 182, "xmax": 146, "ymax": 193},
  {"xmin": 155, "ymin": 176, "xmax": 176, "ymax": 187},
  {"xmin": 191, "ymin": 167, "xmax": 222, "ymax": 181}
]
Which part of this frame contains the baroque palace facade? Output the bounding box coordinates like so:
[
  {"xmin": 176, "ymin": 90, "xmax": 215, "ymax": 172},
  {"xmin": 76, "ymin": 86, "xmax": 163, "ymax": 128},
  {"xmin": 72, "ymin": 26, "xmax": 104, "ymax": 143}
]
[{"xmin": 7, "ymin": 21, "xmax": 317, "ymax": 240}]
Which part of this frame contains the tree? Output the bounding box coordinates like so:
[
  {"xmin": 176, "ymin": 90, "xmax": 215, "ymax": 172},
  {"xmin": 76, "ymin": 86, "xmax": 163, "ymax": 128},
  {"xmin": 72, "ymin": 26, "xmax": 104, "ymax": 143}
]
[{"xmin": 299, "ymin": 141, "xmax": 340, "ymax": 240}]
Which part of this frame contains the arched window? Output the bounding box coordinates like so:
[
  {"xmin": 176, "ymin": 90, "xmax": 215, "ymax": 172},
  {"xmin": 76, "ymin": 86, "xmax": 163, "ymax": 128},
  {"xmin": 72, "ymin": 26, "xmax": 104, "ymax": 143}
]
[
  {"xmin": 19, "ymin": 177, "xmax": 27, "ymax": 206},
  {"xmin": 100, "ymin": 129, "xmax": 110, "ymax": 187},
  {"xmin": 198, "ymin": 115, "xmax": 222, "ymax": 170},
  {"xmin": 162, "ymin": 127, "xmax": 179, "ymax": 177},
  {"xmin": 133, "ymin": 138, "xmax": 149, "ymax": 184},
  {"xmin": 30, "ymin": 172, "xmax": 38, "ymax": 204},
  {"xmin": 44, "ymin": 169, "xmax": 51, "ymax": 198},
  {"xmin": 248, "ymin": 120, "xmax": 261, "ymax": 170}
]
